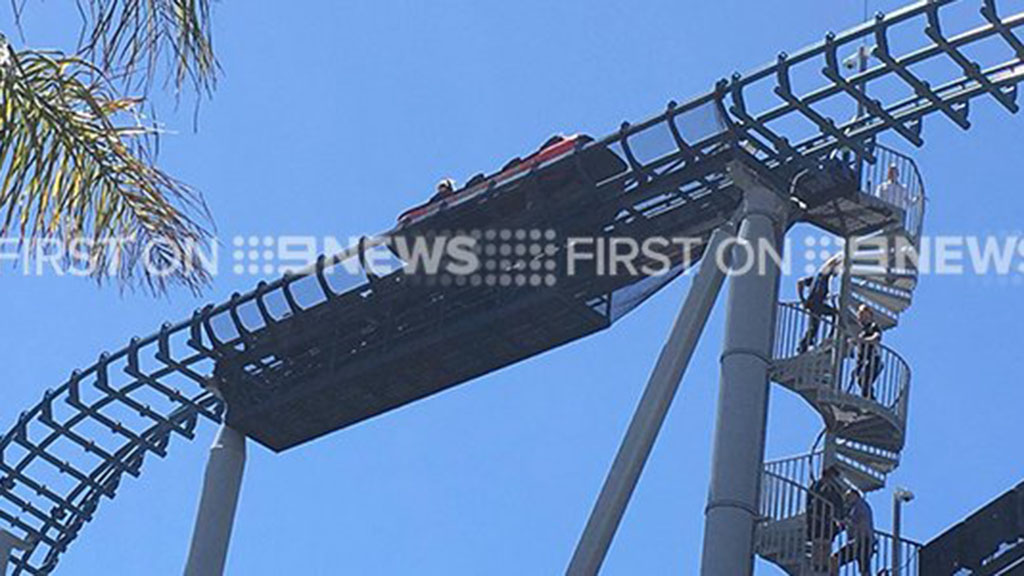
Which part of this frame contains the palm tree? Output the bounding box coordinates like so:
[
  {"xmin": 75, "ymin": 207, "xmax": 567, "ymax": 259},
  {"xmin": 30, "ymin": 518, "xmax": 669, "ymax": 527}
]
[{"xmin": 1, "ymin": 0, "xmax": 218, "ymax": 293}]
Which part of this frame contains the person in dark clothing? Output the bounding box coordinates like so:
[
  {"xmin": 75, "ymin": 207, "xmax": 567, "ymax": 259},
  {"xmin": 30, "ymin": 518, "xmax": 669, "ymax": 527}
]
[
  {"xmin": 834, "ymin": 490, "xmax": 876, "ymax": 576},
  {"xmin": 806, "ymin": 466, "xmax": 845, "ymax": 571},
  {"xmin": 853, "ymin": 305, "xmax": 883, "ymax": 400},
  {"xmin": 797, "ymin": 255, "xmax": 841, "ymax": 353}
]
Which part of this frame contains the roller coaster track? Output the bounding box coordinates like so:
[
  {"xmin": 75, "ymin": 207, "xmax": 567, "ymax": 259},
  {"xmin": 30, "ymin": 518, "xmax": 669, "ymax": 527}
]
[{"xmin": 3, "ymin": 1, "xmax": 1023, "ymax": 573}]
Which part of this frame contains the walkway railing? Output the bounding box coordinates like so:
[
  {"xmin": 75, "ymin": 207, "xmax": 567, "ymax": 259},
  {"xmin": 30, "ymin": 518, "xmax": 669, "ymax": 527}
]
[
  {"xmin": 871, "ymin": 530, "xmax": 924, "ymax": 576},
  {"xmin": 831, "ymin": 525, "xmax": 923, "ymax": 576},
  {"xmin": 758, "ymin": 471, "xmax": 923, "ymax": 576},
  {"xmin": 773, "ymin": 302, "xmax": 912, "ymax": 425},
  {"xmin": 764, "ymin": 451, "xmax": 825, "ymax": 492},
  {"xmin": 757, "ymin": 470, "xmax": 837, "ymax": 568}
]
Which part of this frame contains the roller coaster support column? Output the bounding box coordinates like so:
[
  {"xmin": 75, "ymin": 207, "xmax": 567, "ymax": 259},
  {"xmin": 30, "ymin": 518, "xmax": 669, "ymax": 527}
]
[
  {"xmin": 184, "ymin": 423, "xmax": 247, "ymax": 576},
  {"xmin": 566, "ymin": 223, "xmax": 737, "ymax": 576},
  {"xmin": 700, "ymin": 163, "xmax": 788, "ymax": 576}
]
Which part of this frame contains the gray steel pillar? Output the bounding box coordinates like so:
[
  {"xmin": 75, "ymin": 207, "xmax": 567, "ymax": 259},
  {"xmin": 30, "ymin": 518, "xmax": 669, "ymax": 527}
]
[
  {"xmin": 566, "ymin": 224, "xmax": 736, "ymax": 576},
  {"xmin": 0, "ymin": 530, "xmax": 35, "ymax": 576},
  {"xmin": 184, "ymin": 424, "xmax": 247, "ymax": 576},
  {"xmin": 700, "ymin": 164, "xmax": 788, "ymax": 576}
]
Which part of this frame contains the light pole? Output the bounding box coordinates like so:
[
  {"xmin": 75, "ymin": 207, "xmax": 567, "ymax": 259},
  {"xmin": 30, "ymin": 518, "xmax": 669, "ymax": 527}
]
[{"xmin": 892, "ymin": 487, "xmax": 915, "ymax": 576}]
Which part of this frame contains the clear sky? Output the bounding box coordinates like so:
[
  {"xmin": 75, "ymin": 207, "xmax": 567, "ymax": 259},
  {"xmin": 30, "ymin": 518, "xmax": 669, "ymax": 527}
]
[{"xmin": 2, "ymin": 1, "xmax": 1023, "ymax": 574}]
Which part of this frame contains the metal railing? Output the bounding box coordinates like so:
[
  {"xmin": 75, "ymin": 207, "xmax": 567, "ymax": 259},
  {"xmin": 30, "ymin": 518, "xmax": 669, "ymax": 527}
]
[
  {"xmin": 773, "ymin": 302, "xmax": 912, "ymax": 426},
  {"xmin": 765, "ymin": 439, "xmax": 899, "ymax": 495},
  {"xmin": 757, "ymin": 470, "xmax": 838, "ymax": 569},
  {"xmin": 872, "ymin": 529, "xmax": 924, "ymax": 576},
  {"xmin": 757, "ymin": 471, "xmax": 923, "ymax": 576},
  {"xmin": 764, "ymin": 451, "xmax": 826, "ymax": 492},
  {"xmin": 829, "ymin": 524, "xmax": 923, "ymax": 576}
]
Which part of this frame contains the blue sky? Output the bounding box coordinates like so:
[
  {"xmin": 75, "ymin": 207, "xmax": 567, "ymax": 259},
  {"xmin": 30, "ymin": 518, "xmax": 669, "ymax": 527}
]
[{"xmin": 2, "ymin": 1, "xmax": 1023, "ymax": 574}]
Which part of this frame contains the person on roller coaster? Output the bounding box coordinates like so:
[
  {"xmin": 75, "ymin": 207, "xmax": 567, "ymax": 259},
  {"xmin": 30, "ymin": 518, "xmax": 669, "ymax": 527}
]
[{"xmin": 430, "ymin": 178, "xmax": 457, "ymax": 203}]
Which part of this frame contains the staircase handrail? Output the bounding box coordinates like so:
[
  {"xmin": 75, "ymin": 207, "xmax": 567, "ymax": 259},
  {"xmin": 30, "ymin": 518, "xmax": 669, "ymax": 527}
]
[
  {"xmin": 758, "ymin": 468, "xmax": 924, "ymax": 576},
  {"xmin": 757, "ymin": 469, "xmax": 840, "ymax": 567},
  {"xmin": 774, "ymin": 302, "xmax": 912, "ymax": 424},
  {"xmin": 862, "ymin": 528, "xmax": 924, "ymax": 576},
  {"xmin": 764, "ymin": 451, "xmax": 826, "ymax": 490}
]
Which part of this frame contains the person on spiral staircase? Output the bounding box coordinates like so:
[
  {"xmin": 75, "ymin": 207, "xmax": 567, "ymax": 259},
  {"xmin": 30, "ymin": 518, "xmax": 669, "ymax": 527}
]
[
  {"xmin": 806, "ymin": 465, "xmax": 845, "ymax": 572},
  {"xmin": 853, "ymin": 304, "xmax": 884, "ymax": 400},
  {"xmin": 797, "ymin": 253, "xmax": 842, "ymax": 354},
  {"xmin": 876, "ymin": 163, "xmax": 909, "ymax": 210},
  {"xmin": 833, "ymin": 490, "xmax": 876, "ymax": 576}
]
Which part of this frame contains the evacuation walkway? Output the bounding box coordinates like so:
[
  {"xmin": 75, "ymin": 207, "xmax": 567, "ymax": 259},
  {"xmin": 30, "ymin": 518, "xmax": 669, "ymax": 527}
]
[{"xmin": 756, "ymin": 145, "xmax": 926, "ymax": 575}]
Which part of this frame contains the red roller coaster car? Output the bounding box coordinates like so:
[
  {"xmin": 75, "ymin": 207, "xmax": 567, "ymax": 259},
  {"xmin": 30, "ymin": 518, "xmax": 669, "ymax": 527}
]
[{"xmin": 396, "ymin": 134, "xmax": 593, "ymax": 229}]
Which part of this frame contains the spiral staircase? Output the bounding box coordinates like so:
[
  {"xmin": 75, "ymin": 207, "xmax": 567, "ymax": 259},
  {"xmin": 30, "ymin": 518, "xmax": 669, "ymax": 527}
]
[{"xmin": 754, "ymin": 146, "xmax": 926, "ymax": 576}]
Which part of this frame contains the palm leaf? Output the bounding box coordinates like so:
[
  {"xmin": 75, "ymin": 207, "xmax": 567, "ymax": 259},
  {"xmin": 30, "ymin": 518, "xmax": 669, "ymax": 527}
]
[
  {"xmin": 16, "ymin": 0, "xmax": 219, "ymax": 97},
  {"xmin": 0, "ymin": 35, "xmax": 213, "ymax": 293}
]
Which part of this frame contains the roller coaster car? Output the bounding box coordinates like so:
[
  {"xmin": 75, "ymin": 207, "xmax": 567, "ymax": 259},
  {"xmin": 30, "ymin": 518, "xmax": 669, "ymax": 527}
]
[
  {"xmin": 211, "ymin": 138, "xmax": 636, "ymax": 452},
  {"xmin": 395, "ymin": 134, "xmax": 627, "ymax": 232}
]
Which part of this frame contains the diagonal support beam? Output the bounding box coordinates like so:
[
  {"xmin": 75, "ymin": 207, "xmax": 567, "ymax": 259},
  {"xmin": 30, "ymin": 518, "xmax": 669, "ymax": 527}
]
[
  {"xmin": 0, "ymin": 529, "xmax": 36, "ymax": 576},
  {"xmin": 566, "ymin": 222, "xmax": 737, "ymax": 576}
]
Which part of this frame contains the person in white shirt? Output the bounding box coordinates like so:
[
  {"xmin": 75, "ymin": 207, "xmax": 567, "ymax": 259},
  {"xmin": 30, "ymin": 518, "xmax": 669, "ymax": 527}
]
[{"xmin": 876, "ymin": 163, "xmax": 909, "ymax": 209}]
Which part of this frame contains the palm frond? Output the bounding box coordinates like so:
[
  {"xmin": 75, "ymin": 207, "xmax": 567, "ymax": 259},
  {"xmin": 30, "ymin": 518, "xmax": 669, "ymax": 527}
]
[
  {"xmin": 67, "ymin": 0, "xmax": 218, "ymax": 97},
  {"xmin": 0, "ymin": 35, "xmax": 213, "ymax": 293}
]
